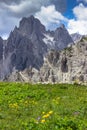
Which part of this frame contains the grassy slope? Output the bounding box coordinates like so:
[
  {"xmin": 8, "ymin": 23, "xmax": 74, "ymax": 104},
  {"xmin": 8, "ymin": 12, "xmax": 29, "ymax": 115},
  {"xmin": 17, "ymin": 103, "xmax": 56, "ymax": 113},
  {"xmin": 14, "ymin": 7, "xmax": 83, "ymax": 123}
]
[{"xmin": 0, "ymin": 83, "xmax": 87, "ymax": 130}]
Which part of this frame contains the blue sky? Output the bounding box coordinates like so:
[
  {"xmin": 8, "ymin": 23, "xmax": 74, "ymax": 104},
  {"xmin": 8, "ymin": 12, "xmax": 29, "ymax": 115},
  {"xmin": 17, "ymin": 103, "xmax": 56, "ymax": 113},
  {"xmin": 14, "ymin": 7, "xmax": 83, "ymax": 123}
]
[
  {"xmin": 0, "ymin": 0, "xmax": 87, "ymax": 39},
  {"xmin": 65, "ymin": 0, "xmax": 87, "ymax": 18},
  {"xmin": 65, "ymin": 0, "xmax": 77, "ymax": 19}
]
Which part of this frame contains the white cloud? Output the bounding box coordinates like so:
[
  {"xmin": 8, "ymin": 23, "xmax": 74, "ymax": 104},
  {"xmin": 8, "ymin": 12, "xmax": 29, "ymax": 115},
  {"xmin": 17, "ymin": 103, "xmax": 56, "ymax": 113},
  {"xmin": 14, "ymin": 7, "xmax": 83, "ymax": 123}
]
[
  {"xmin": 2, "ymin": 0, "xmax": 45, "ymax": 17},
  {"xmin": 68, "ymin": 3, "xmax": 87, "ymax": 35},
  {"xmin": 0, "ymin": 4, "xmax": 19, "ymax": 39},
  {"xmin": 68, "ymin": 19, "xmax": 87, "ymax": 34},
  {"xmin": 35, "ymin": 5, "xmax": 68, "ymax": 29},
  {"xmin": 73, "ymin": 3, "xmax": 87, "ymax": 20},
  {"xmin": 0, "ymin": 0, "xmax": 47, "ymax": 39},
  {"xmin": 0, "ymin": 0, "xmax": 67, "ymax": 39},
  {"xmin": 0, "ymin": 0, "xmax": 87, "ymax": 38},
  {"xmin": 5, "ymin": 1, "xmax": 33, "ymax": 13}
]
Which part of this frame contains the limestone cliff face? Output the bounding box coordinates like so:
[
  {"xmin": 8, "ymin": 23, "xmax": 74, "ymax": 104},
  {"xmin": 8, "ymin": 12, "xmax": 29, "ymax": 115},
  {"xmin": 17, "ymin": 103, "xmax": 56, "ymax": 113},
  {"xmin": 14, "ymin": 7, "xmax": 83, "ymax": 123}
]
[
  {"xmin": 6, "ymin": 36, "xmax": 87, "ymax": 84},
  {"xmin": 38, "ymin": 36, "xmax": 87, "ymax": 84}
]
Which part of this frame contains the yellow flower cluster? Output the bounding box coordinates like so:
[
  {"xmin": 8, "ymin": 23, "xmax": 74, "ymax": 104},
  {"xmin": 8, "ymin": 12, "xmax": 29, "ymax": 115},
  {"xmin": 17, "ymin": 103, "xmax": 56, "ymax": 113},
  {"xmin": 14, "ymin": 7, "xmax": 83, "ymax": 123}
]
[
  {"xmin": 41, "ymin": 119, "xmax": 45, "ymax": 123},
  {"xmin": 42, "ymin": 114, "xmax": 50, "ymax": 118},
  {"xmin": 9, "ymin": 103, "xmax": 18, "ymax": 109},
  {"xmin": 36, "ymin": 111, "xmax": 53, "ymax": 124},
  {"xmin": 49, "ymin": 111, "xmax": 53, "ymax": 114},
  {"xmin": 42, "ymin": 111, "xmax": 53, "ymax": 119}
]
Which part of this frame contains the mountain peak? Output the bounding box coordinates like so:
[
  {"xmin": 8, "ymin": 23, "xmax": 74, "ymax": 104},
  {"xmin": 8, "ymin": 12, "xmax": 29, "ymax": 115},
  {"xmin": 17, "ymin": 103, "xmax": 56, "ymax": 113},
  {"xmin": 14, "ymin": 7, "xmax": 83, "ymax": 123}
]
[
  {"xmin": 60, "ymin": 24, "xmax": 65, "ymax": 29},
  {"xmin": 54, "ymin": 24, "xmax": 73, "ymax": 50},
  {"xmin": 20, "ymin": 15, "xmax": 35, "ymax": 25},
  {"xmin": 19, "ymin": 15, "xmax": 46, "ymax": 35},
  {"xmin": 28, "ymin": 15, "xmax": 34, "ymax": 20}
]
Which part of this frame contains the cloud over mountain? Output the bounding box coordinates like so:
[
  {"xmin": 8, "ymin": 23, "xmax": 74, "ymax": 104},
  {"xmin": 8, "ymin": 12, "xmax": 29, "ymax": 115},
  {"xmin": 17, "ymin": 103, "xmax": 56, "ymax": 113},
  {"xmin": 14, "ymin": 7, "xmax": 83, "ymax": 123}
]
[
  {"xmin": 68, "ymin": 3, "xmax": 87, "ymax": 35},
  {"xmin": 35, "ymin": 5, "xmax": 68, "ymax": 30},
  {"xmin": 0, "ymin": 0, "xmax": 66, "ymax": 39},
  {"xmin": 0, "ymin": 0, "xmax": 87, "ymax": 39}
]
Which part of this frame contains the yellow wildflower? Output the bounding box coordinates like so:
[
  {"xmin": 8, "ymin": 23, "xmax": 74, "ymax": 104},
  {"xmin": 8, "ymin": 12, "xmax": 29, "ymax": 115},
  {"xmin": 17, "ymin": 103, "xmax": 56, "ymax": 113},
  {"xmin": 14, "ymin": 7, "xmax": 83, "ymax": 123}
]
[
  {"xmin": 42, "ymin": 112, "xmax": 45, "ymax": 114},
  {"xmin": 42, "ymin": 114, "xmax": 50, "ymax": 118},
  {"xmin": 41, "ymin": 119, "xmax": 45, "ymax": 123},
  {"xmin": 49, "ymin": 111, "xmax": 53, "ymax": 114}
]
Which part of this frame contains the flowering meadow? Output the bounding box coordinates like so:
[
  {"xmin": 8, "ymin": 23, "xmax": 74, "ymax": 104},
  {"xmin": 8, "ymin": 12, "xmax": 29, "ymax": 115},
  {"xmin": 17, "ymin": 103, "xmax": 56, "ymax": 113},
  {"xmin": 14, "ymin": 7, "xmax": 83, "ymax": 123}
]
[{"xmin": 0, "ymin": 83, "xmax": 87, "ymax": 129}]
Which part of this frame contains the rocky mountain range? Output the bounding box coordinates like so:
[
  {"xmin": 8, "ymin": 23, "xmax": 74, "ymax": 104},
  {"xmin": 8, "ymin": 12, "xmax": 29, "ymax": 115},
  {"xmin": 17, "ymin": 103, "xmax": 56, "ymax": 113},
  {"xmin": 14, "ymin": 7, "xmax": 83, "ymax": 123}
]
[{"xmin": 0, "ymin": 15, "xmax": 86, "ymax": 84}]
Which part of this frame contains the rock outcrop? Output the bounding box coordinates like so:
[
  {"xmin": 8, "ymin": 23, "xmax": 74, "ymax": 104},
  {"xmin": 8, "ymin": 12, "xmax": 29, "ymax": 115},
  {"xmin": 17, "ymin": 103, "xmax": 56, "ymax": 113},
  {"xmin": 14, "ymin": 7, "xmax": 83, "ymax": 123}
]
[{"xmin": 6, "ymin": 36, "xmax": 87, "ymax": 84}]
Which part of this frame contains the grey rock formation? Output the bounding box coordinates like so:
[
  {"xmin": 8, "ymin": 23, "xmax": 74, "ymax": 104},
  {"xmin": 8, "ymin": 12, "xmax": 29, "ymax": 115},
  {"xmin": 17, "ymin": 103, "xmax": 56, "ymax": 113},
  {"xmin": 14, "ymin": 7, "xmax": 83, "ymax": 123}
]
[
  {"xmin": 5, "ymin": 16, "xmax": 47, "ymax": 72},
  {"xmin": 0, "ymin": 16, "xmax": 74, "ymax": 82},
  {"xmin": 19, "ymin": 15, "xmax": 46, "ymax": 38},
  {"xmin": 43, "ymin": 24, "xmax": 73, "ymax": 50},
  {"xmin": 39, "ymin": 36, "xmax": 87, "ymax": 84},
  {"xmin": 54, "ymin": 24, "xmax": 74, "ymax": 50},
  {"xmin": 0, "ymin": 37, "xmax": 3, "ymax": 60},
  {"xmin": 6, "ymin": 36, "xmax": 87, "ymax": 84}
]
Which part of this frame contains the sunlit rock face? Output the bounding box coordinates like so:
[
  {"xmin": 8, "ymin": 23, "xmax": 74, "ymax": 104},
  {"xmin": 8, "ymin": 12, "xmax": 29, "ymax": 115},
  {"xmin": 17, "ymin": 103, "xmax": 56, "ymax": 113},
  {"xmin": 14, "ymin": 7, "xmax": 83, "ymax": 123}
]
[{"xmin": 30, "ymin": 36, "xmax": 87, "ymax": 84}]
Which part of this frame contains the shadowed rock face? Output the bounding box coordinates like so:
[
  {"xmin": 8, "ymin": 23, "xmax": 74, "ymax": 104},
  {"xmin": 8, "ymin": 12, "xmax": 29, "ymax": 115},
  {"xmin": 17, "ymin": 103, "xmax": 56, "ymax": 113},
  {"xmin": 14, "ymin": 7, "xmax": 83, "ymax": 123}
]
[
  {"xmin": 5, "ymin": 16, "xmax": 47, "ymax": 71},
  {"xmin": 0, "ymin": 37, "xmax": 3, "ymax": 60},
  {"xmin": 61, "ymin": 57, "xmax": 68, "ymax": 73},
  {"xmin": 47, "ymin": 50, "xmax": 60, "ymax": 66},
  {"xmin": 19, "ymin": 15, "xmax": 46, "ymax": 38},
  {"xmin": 6, "ymin": 29, "xmax": 34, "ymax": 70},
  {"xmin": 54, "ymin": 25, "xmax": 73, "ymax": 50}
]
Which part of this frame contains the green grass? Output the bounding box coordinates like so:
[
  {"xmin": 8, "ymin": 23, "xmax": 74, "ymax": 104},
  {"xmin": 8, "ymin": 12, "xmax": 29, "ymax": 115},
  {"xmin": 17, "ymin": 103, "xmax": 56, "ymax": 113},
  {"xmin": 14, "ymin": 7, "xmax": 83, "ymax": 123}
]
[{"xmin": 0, "ymin": 82, "xmax": 87, "ymax": 130}]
